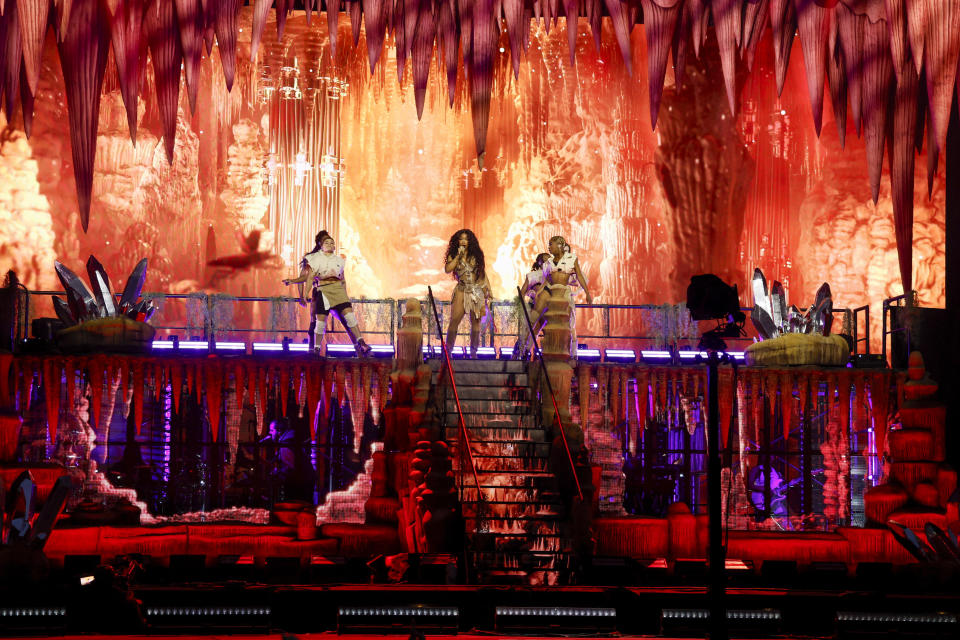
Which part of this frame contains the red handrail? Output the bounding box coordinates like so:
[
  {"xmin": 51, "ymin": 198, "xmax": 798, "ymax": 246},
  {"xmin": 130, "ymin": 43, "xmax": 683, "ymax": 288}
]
[
  {"xmin": 427, "ymin": 287, "xmax": 484, "ymax": 503},
  {"xmin": 517, "ymin": 286, "xmax": 584, "ymax": 502}
]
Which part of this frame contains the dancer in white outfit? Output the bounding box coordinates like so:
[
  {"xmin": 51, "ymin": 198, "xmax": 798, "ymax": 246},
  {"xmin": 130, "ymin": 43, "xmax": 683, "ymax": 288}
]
[{"xmin": 282, "ymin": 230, "xmax": 372, "ymax": 357}]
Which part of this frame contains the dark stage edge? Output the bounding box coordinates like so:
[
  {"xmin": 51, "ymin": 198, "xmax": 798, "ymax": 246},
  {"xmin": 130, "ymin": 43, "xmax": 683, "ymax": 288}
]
[{"xmin": 3, "ymin": 582, "xmax": 959, "ymax": 637}]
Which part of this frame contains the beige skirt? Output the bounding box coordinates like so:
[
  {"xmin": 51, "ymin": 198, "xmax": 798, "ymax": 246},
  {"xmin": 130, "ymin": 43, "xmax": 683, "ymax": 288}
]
[
  {"xmin": 312, "ymin": 280, "xmax": 351, "ymax": 313},
  {"xmin": 455, "ymin": 282, "xmax": 487, "ymax": 319}
]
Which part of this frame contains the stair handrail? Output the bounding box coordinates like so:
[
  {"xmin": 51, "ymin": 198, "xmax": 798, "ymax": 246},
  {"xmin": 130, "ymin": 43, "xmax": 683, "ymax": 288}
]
[
  {"xmin": 427, "ymin": 287, "xmax": 485, "ymax": 503},
  {"xmin": 517, "ymin": 286, "xmax": 584, "ymax": 502}
]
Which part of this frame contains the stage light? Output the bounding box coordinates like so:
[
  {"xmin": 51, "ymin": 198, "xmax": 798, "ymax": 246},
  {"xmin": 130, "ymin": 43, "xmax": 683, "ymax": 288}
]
[
  {"xmin": 213, "ymin": 341, "xmax": 246, "ymax": 353},
  {"xmin": 146, "ymin": 607, "xmax": 271, "ymax": 616},
  {"xmin": 641, "ymin": 350, "xmax": 673, "ymax": 363},
  {"xmin": 252, "ymin": 342, "xmax": 284, "ymax": 353},
  {"xmin": 661, "ymin": 608, "xmax": 782, "ymax": 636},
  {"xmin": 476, "ymin": 346, "xmax": 497, "ymax": 359},
  {"xmin": 287, "ymin": 343, "xmax": 309, "ymax": 353},
  {"xmin": 152, "ymin": 339, "xmax": 176, "ymax": 350},
  {"xmin": 177, "ymin": 340, "xmax": 210, "ymax": 351},
  {"xmin": 576, "ymin": 347, "xmax": 602, "ymax": 361},
  {"xmin": 337, "ymin": 606, "xmax": 459, "ymax": 633},
  {"xmin": 369, "ymin": 344, "xmax": 395, "ymax": 357},
  {"xmin": 450, "ymin": 346, "xmax": 466, "ymax": 358},
  {"xmin": 836, "ymin": 612, "xmax": 957, "ymax": 624},
  {"xmin": 0, "ymin": 608, "xmax": 67, "ymax": 617},
  {"xmin": 835, "ymin": 611, "xmax": 958, "ymax": 639},
  {"xmin": 604, "ymin": 348, "xmax": 636, "ymax": 362},
  {"xmin": 495, "ymin": 606, "xmax": 617, "ymax": 633},
  {"xmin": 327, "ymin": 343, "xmax": 356, "ymax": 357},
  {"xmin": 678, "ymin": 350, "xmax": 708, "ymax": 361},
  {"xmin": 498, "ymin": 346, "xmax": 514, "ymax": 359}
]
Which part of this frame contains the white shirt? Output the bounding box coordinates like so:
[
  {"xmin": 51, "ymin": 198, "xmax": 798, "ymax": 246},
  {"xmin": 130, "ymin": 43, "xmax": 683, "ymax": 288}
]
[
  {"xmin": 543, "ymin": 251, "xmax": 577, "ymax": 278},
  {"xmin": 302, "ymin": 251, "xmax": 345, "ymax": 281},
  {"xmin": 525, "ymin": 269, "xmax": 544, "ymax": 300}
]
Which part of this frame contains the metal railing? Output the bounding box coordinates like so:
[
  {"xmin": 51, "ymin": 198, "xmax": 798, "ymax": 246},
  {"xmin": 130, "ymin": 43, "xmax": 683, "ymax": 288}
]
[
  {"xmin": 426, "ymin": 287, "xmax": 483, "ymax": 504},
  {"xmin": 20, "ymin": 289, "xmax": 867, "ymax": 360},
  {"xmin": 516, "ymin": 287, "xmax": 583, "ymax": 502}
]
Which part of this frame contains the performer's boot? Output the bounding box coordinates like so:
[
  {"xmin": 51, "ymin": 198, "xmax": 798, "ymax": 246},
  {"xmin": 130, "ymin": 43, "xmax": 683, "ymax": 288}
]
[
  {"xmin": 469, "ymin": 324, "xmax": 480, "ymax": 359},
  {"xmin": 313, "ymin": 314, "xmax": 327, "ymax": 356},
  {"xmin": 343, "ymin": 310, "xmax": 372, "ymax": 357}
]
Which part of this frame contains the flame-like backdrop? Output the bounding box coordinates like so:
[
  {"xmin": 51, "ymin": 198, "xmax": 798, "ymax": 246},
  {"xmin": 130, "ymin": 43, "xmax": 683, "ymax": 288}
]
[{"xmin": 0, "ymin": 10, "xmax": 945, "ymax": 347}]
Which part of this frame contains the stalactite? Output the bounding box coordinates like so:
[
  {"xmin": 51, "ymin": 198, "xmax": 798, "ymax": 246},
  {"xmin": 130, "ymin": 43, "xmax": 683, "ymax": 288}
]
[
  {"xmin": 685, "ymin": 0, "xmax": 708, "ymax": 57},
  {"xmin": 769, "ymin": 0, "xmax": 797, "ymax": 95},
  {"xmin": 921, "ymin": 0, "xmax": 960, "ymax": 156},
  {"xmin": 640, "ymin": 0, "xmax": 682, "ymax": 128},
  {"xmin": 858, "ymin": 1, "xmax": 892, "ymax": 203},
  {"xmin": 17, "ymin": 0, "xmax": 49, "ymax": 97},
  {"xmin": 87, "ymin": 358, "xmax": 104, "ymax": 428},
  {"xmin": 362, "ymin": 0, "xmax": 387, "ymax": 73},
  {"xmin": 411, "ymin": 0, "xmax": 435, "ymax": 119},
  {"xmin": 602, "ymin": 0, "xmax": 633, "ymax": 75},
  {"xmin": 793, "ymin": 0, "xmax": 834, "ymax": 135},
  {"xmin": 257, "ymin": 365, "xmax": 267, "ymax": 433},
  {"xmin": 56, "ymin": 0, "xmax": 110, "ymax": 231},
  {"xmin": 335, "ymin": 362, "xmax": 346, "ymax": 408},
  {"xmin": 657, "ymin": 367, "xmax": 668, "ymax": 413},
  {"xmin": 377, "ymin": 364, "xmax": 389, "ymax": 410},
  {"xmin": 741, "ymin": 0, "xmax": 769, "ymax": 71},
  {"xmin": 826, "ymin": 8, "xmax": 847, "ymax": 146},
  {"xmin": 711, "ymin": 0, "xmax": 741, "ymax": 115},
  {"xmin": 212, "ymin": 0, "xmax": 241, "ymax": 90},
  {"xmin": 836, "ymin": 0, "xmax": 863, "ymax": 135},
  {"xmin": 146, "ymin": 0, "xmax": 183, "ymax": 164},
  {"xmin": 176, "ymin": 0, "xmax": 204, "ymax": 113},
  {"xmin": 54, "ymin": 0, "xmax": 73, "ymax": 37},
  {"xmin": 889, "ymin": 64, "xmax": 919, "ymax": 292},
  {"xmin": 469, "ymin": 0, "xmax": 497, "ymax": 163}
]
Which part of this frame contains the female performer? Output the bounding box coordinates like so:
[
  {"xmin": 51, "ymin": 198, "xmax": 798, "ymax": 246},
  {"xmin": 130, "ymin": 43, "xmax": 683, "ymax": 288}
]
[
  {"xmin": 517, "ymin": 235, "xmax": 592, "ymax": 359},
  {"xmin": 282, "ymin": 231, "xmax": 372, "ymax": 357},
  {"xmin": 512, "ymin": 253, "xmax": 550, "ymax": 357},
  {"xmin": 444, "ymin": 229, "xmax": 491, "ymax": 357}
]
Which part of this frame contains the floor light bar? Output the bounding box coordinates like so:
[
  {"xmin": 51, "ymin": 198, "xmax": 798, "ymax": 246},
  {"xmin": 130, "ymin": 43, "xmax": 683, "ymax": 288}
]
[
  {"xmin": 327, "ymin": 344, "xmax": 356, "ymax": 357},
  {"xmin": 604, "ymin": 348, "xmax": 636, "ymax": 362},
  {"xmin": 576, "ymin": 347, "xmax": 602, "ymax": 361},
  {"xmin": 337, "ymin": 606, "xmax": 459, "ymax": 633},
  {"xmin": 499, "ymin": 346, "xmax": 514, "ymax": 359},
  {"xmin": 214, "ymin": 341, "xmax": 246, "ymax": 353},
  {"xmin": 177, "ymin": 341, "xmax": 210, "ymax": 351},
  {"xmin": 496, "ymin": 606, "xmax": 617, "ymax": 633},
  {"xmin": 476, "ymin": 346, "xmax": 497, "ymax": 359},
  {"xmin": 152, "ymin": 340, "xmax": 176, "ymax": 350},
  {"xmin": 641, "ymin": 350, "xmax": 673, "ymax": 362},
  {"xmin": 252, "ymin": 342, "xmax": 284, "ymax": 353},
  {"xmin": 369, "ymin": 344, "xmax": 395, "ymax": 357}
]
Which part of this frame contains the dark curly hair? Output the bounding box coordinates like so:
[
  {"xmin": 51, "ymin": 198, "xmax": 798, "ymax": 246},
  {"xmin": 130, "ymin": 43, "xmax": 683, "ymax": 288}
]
[
  {"xmin": 445, "ymin": 229, "xmax": 485, "ymax": 280},
  {"xmin": 310, "ymin": 230, "xmax": 333, "ymax": 253},
  {"xmin": 530, "ymin": 253, "xmax": 550, "ymax": 271}
]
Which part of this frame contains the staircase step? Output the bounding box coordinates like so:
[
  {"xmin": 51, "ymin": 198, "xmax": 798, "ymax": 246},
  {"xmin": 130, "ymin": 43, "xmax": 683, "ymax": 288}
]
[
  {"xmin": 444, "ymin": 399, "xmax": 531, "ymax": 414},
  {"xmin": 444, "ymin": 386, "xmax": 531, "ymax": 401},
  {"xmin": 446, "ymin": 425, "xmax": 544, "ymax": 441},
  {"xmin": 435, "ymin": 372, "xmax": 529, "ymax": 387},
  {"xmin": 431, "ymin": 360, "xmax": 528, "ymax": 373},
  {"xmin": 468, "ymin": 441, "xmax": 552, "ymax": 457}
]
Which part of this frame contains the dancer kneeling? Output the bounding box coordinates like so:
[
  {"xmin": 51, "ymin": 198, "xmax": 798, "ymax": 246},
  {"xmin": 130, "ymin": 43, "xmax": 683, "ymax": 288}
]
[
  {"xmin": 444, "ymin": 229, "xmax": 491, "ymax": 358},
  {"xmin": 516, "ymin": 236, "xmax": 592, "ymax": 359},
  {"xmin": 282, "ymin": 230, "xmax": 372, "ymax": 357}
]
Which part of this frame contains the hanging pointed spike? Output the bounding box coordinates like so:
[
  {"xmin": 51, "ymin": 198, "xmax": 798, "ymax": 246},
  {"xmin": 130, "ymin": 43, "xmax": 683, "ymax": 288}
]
[
  {"xmin": 402, "ymin": 0, "xmax": 419, "ymax": 62},
  {"xmin": 888, "ymin": 64, "xmax": 918, "ymax": 294},
  {"xmin": 793, "ymin": 0, "xmax": 834, "ymax": 136},
  {"xmin": 926, "ymin": 107, "xmax": 937, "ymax": 198},
  {"xmin": 906, "ymin": 0, "xmax": 927, "ymax": 76},
  {"xmin": 411, "ymin": 0, "xmax": 436, "ymax": 119},
  {"xmin": 2, "ymin": 0, "xmax": 23, "ymax": 126},
  {"xmin": 275, "ymin": 0, "xmax": 291, "ymax": 39},
  {"xmin": 641, "ymin": 0, "xmax": 682, "ymax": 129},
  {"xmin": 437, "ymin": 0, "xmax": 457, "ymax": 105},
  {"xmin": 562, "ymin": 0, "xmax": 577, "ymax": 66},
  {"xmin": 202, "ymin": 0, "xmax": 215, "ymax": 54},
  {"xmin": 469, "ymin": 0, "xmax": 496, "ymax": 160},
  {"xmin": 770, "ymin": 0, "xmax": 797, "ymax": 96},
  {"xmin": 671, "ymin": 1, "xmax": 691, "ymax": 87},
  {"xmin": 327, "ymin": 0, "xmax": 338, "ymax": 58},
  {"xmin": 146, "ymin": 0, "xmax": 183, "ymax": 165},
  {"xmin": 504, "ymin": 0, "xmax": 524, "ymax": 78},
  {"xmin": 922, "ymin": 0, "xmax": 960, "ymax": 156},
  {"xmin": 860, "ymin": 7, "xmax": 892, "ymax": 204},
  {"xmin": 16, "ymin": 0, "xmax": 50, "ymax": 97},
  {"xmin": 711, "ymin": 0, "xmax": 741, "ymax": 116},
  {"xmin": 741, "ymin": 0, "xmax": 769, "ymax": 72},
  {"xmin": 884, "ymin": 0, "xmax": 910, "ymax": 82},
  {"xmin": 175, "ymin": 0, "xmax": 203, "ymax": 114},
  {"xmin": 602, "ymin": 0, "xmax": 633, "ymax": 75},
  {"xmin": 212, "ymin": 0, "xmax": 241, "ymax": 91},
  {"xmin": 685, "ymin": 0, "xmax": 708, "ymax": 58},
  {"xmin": 349, "ymin": 0, "xmax": 362, "ymax": 47},
  {"xmin": 363, "ymin": 0, "xmax": 388, "ymax": 73},
  {"xmin": 250, "ymin": 0, "xmax": 271, "ymax": 61},
  {"xmin": 57, "ymin": 0, "xmax": 111, "ymax": 233},
  {"xmin": 826, "ymin": 6, "xmax": 847, "ymax": 147},
  {"xmin": 105, "ymin": 0, "xmax": 145, "ymax": 145},
  {"xmin": 835, "ymin": 1, "xmax": 863, "ymax": 135},
  {"xmin": 54, "ymin": 0, "xmax": 73, "ymax": 39}
]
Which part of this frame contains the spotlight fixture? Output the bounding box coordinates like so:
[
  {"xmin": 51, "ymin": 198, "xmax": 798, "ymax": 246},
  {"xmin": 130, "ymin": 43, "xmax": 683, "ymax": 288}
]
[
  {"xmin": 369, "ymin": 344, "xmax": 395, "ymax": 358},
  {"xmin": 498, "ymin": 346, "xmax": 514, "ymax": 359},
  {"xmin": 686, "ymin": 273, "xmax": 747, "ymax": 352},
  {"xmin": 475, "ymin": 346, "xmax": 497, "ymax": 359},
  {"xmin": 661, "ymin": 608, "xmax": 782, "ymax": 636},
  {"xmin": 640, "ymin": 349, "xmax": 673, "ymax": 363},
  {"xmin": 326, "ymin": 344, "xmax": 357, "ymax": 357},
  {"xmin": 176, "ymin": 340, "xmax": 210, "ymax": 352}
]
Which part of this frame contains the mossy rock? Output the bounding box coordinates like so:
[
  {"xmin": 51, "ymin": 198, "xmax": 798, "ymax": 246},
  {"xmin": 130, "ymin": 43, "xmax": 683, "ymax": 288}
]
[
  {"xmin": 745, "ymin": 333, "xmax": 849, "ymax": 366},
  {"xmin": 56, "ymin": 316, "xmax": 156, "ymax": 353}
]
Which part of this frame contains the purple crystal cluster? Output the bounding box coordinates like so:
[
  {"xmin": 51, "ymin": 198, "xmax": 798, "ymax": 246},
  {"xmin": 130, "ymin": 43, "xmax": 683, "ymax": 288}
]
[
  {"xmin": 751, "ymin": 268, "xmax": 833, "ymax": 340},
  {"xmin": 53, "ymin": 257, "xmax": 155, "ymax": 326}
]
